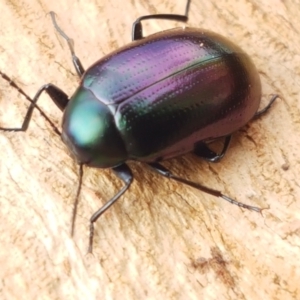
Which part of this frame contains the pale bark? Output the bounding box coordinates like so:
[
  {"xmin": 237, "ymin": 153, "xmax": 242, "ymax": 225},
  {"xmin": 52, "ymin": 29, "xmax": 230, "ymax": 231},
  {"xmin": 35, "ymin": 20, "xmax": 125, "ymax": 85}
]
[{"xmin": 0, "ymin": 0, "xmax": 299, "ymax": 299}]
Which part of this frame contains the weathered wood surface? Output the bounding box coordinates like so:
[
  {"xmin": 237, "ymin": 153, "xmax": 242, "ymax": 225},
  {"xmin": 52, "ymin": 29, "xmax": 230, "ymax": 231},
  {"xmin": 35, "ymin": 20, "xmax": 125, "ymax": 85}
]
[{"xmin": 0, "ymin": 0, "xmax": 299, "ymax": 299}]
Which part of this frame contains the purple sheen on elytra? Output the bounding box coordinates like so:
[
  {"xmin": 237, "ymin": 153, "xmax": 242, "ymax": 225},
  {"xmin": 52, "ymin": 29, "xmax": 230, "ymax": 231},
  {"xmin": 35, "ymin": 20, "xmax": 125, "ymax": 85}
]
[
  {"xmin": 63, "ymin": 27, "xmax": 261, "ymax": 167},
  {"xmin": 82, "ymin": 28, "xmax": 237, "ymax": 105}
]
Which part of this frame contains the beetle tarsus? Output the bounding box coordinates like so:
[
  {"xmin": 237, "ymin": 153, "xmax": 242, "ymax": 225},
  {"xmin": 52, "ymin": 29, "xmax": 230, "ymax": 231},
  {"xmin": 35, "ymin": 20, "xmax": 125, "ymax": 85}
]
[
  {"xmin": 220, "ymin": 195, "xmax": 262, "ymax": 213},
  {"xmin": 49, "ymin": 11, "xmax": 85, "ymax": 76},
  {"xmin": 148, "ymin": 162, "xmax": 262, "ymax": 212},
  {"xmin": 254, "ymin": 94, "xmax": 279, "ymax": 118}
]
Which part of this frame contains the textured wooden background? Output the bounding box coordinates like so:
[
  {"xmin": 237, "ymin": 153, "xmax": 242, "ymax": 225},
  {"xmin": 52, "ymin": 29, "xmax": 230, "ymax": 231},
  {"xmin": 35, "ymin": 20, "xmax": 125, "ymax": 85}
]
[{"xmin": 0, "ymin": 0, "xmax": 299, "ymax": 299}]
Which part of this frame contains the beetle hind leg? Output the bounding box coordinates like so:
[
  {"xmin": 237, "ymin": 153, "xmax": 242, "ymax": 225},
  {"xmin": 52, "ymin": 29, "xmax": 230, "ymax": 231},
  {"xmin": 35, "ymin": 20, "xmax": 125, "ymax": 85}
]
[
  {"xmin": 194, "ymin": 135, "xmax": 232, "ymax": 162},
  {"xmin": 148, "ymin": 161, "xmax": 262, "ymax": 213},
  {"xmin": 254, "ymin": 94, "xmax": 278, "ymax": 118}
]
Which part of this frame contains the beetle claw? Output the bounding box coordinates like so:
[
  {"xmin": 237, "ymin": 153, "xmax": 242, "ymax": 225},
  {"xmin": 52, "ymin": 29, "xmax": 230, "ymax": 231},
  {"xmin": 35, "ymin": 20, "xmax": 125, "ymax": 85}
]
[{"xmin": 220, "ymin": 195, "xmax": 262, "ymax": 213}]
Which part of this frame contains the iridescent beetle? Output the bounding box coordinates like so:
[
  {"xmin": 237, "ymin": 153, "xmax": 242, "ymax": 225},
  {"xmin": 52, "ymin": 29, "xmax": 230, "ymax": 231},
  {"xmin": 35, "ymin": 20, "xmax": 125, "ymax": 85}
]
[{"xmin": 0, "ymin": 0, "xmax": 277, "ymax": 252}]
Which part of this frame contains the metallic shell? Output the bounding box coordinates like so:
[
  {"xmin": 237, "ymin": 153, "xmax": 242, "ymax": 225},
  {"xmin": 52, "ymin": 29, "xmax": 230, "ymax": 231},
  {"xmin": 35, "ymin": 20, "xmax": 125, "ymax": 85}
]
[{"xmin": 67, "ymin": 27, "xmax": 261, "ymax": 163}]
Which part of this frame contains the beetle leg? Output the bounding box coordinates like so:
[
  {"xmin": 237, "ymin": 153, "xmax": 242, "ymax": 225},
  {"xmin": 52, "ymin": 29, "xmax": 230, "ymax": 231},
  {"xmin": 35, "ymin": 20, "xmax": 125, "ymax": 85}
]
[
  {"xmin": 148, "ymin": 162, "xmax": 262, "ymax": 213},
  {"xmin": 49, "ymin": 12, "xmax": 85, "ymax": 77},
  {"xmin": 254, "ymin": 94, "xmax": 278, "ymax": 118},
  {"xmin": 0, "ymin": 72, "xmax": 67, "ymax": 135},
  {"xmin": 194, "ymin": 135, "xmax": 232, "ymax": 162},
  {"xmin": 88, "ymin": 163, "xmax": 133, "ymax": 253},
  {"xmin": 132, "ymin": 0, "xmax": 191, "ymax": 40}
]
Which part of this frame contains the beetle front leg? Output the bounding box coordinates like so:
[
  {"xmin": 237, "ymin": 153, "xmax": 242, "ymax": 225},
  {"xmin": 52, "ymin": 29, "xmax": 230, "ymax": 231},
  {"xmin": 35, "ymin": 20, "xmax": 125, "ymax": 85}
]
[
  {"xmin": 194, "ymin": 135, "xmax": 232, "ymax": 162},
  {"xmin": 0, "ymin": 83, "xmax": 68, "ymax": 133},
  {"xmin": 148, "ymin": 162, "xmax": 263, "ymax": 213},
  {"xmin": 0, "ymin": 72, "xmax": 68, "ymax": 135},
  {"xmin": 49, "ymin": 12, "xmax": 85, "ymax": 77},
  {"xmin": 88, "ymin": 163, "xmax": 133, "ymax": 253}
]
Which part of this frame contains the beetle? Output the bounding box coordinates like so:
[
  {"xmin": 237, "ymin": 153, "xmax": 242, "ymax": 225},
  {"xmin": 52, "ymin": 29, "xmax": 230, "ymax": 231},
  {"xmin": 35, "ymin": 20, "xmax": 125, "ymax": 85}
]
[{"xmin": 0, "ymin": 0, "xmax": 277, "ymax": 252}]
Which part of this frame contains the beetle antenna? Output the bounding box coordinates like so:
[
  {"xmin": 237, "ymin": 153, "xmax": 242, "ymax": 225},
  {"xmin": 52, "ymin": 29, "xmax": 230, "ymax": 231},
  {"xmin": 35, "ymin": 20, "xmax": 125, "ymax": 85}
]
[
  {"xmin": 71, "ymin": 163, "xmax": 83, "ymax": 236},
  {"xmin": 0, "ymin": 71, "xmax": 60, "ymax": 136}
]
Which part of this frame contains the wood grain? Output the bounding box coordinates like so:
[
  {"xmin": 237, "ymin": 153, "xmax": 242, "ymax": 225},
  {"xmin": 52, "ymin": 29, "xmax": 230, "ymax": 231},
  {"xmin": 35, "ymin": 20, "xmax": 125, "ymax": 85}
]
[{"xmin": 0, "ymin": 0, "xmax": 299, "ymax": 299}]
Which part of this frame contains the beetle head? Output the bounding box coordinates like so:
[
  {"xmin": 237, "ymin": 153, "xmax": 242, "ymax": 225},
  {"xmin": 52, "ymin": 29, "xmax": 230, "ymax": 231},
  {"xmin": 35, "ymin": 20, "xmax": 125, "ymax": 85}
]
[{"xmin": 61, "ymin": 87, "xmax": 127, "ymax": 168}]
